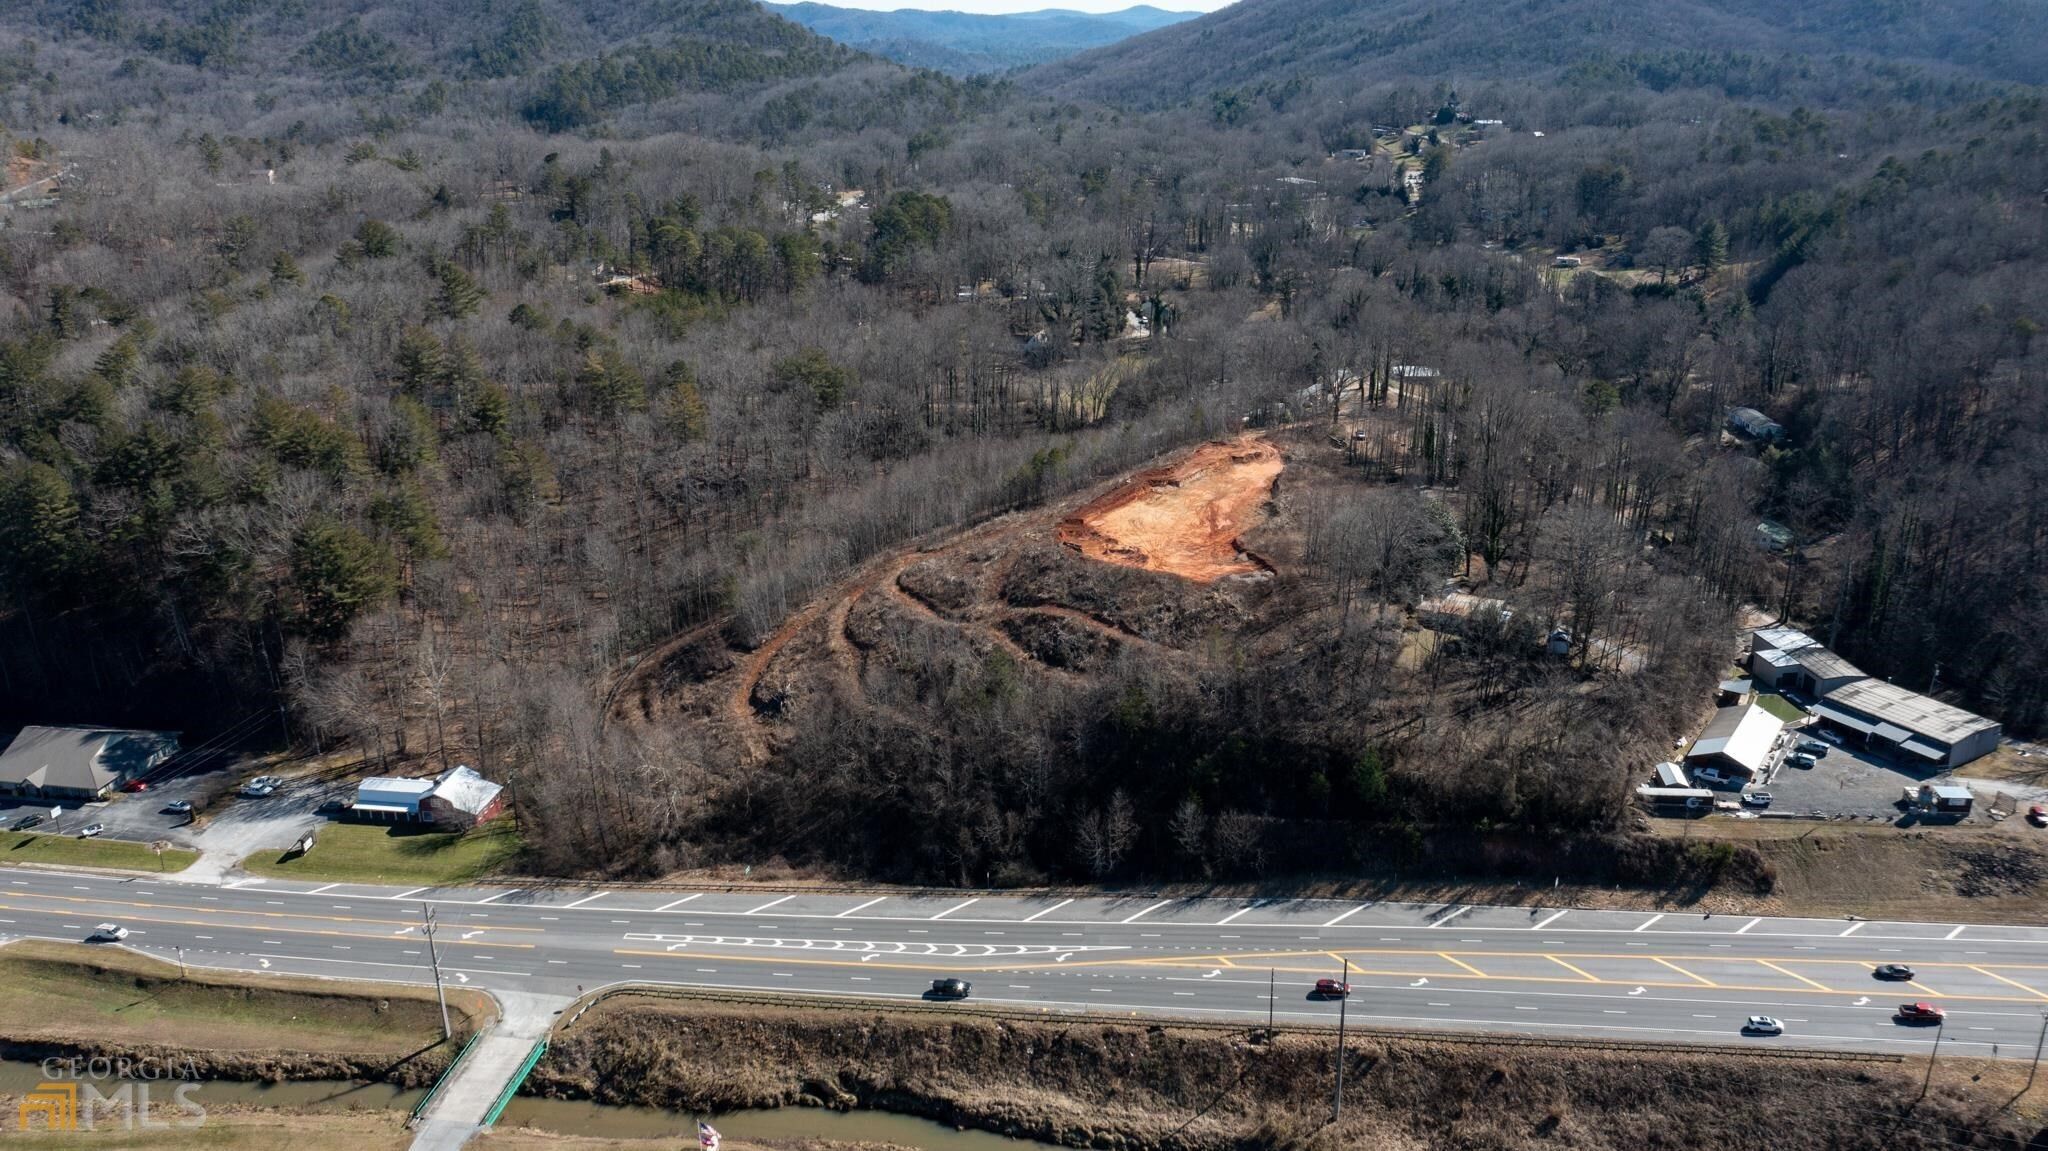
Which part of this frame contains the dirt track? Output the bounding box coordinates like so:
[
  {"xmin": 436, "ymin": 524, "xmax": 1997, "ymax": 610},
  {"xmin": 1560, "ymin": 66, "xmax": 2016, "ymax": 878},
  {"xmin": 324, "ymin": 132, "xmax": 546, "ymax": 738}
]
[{"xmin": 1056, "ymin": 437, "xmax": 1281, "ymax": 582}]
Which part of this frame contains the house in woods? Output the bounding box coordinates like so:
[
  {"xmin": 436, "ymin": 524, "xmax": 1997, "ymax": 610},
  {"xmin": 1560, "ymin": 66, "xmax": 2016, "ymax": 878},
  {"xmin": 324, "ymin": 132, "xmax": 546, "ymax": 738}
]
[
  {"xmin": 349, "ymin": 765, "xmax": 506, "ymax": 829},
  {"xmin": 417, "ymin": 766, "xmax": 506, "ymax": 830},
  {"xmin": 1727, "ymin": 407, "xmax": 1785, "ymax": 442},
  {"xmin": 0, "ymin": 726, "xmax": 179, "ymax": 802},
  {"xmin": 1755, "ymin": 520, "xmax": 1795, "ymax": 551},
  {"xmin": 1685, "ymin": 702, "xmax": 1785, "ymax": 780},
  {"xmin": 1747, "ymin": 628, "xmax": 2003, "ymax": 769}
]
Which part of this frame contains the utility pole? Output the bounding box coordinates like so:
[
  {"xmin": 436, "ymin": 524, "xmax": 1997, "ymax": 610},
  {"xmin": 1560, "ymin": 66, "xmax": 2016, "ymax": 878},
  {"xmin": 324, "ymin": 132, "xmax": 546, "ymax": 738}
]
[
  {"xmin": 1920, "ymin": 1021, "xmax": 1945, "ymax": 1099},
  {"xmin": 1331, "ymin": 958, "xmax": 1350, "ymax": 1125},
  {"xmin": 2025, "ymin": 1013, "xmax": 2048, "ymax": 1095},
  {"xmin": 422, "ymin": 905, "xmax": 452, "ymax": 1042}
]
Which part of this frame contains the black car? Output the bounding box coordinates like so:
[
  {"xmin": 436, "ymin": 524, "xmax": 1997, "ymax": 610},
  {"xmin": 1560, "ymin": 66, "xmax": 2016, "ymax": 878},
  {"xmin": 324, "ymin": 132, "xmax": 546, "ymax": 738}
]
[
  {"xmin": 1874, "ymin": 964, "xmax": 1916, "ymax": 981},
  {"xmin": 11, "ymin": 813, "xmax": 44, "ymax": 831},
  {"xmin": 929, "ymin": 978, "xmax": 972, "ymax": 999}
]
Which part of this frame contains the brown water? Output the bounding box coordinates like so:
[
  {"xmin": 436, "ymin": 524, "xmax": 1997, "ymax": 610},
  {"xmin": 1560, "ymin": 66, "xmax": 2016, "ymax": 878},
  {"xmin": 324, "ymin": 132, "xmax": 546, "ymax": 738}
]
[{"xmin": 0, "ymin": 1060, "xmax": 1042, "ymax": 1149}]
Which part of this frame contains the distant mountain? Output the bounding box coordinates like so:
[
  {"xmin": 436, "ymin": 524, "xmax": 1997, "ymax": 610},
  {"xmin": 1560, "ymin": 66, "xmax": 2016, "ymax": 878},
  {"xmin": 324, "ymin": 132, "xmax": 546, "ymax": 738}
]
[
  {"xmin": 766, "ymin": 2, "xmax": 1198, "ymax": 73},
  {"xmin": 1025, "ymin": 0, "xmax": 2048, "ymax": 105}
]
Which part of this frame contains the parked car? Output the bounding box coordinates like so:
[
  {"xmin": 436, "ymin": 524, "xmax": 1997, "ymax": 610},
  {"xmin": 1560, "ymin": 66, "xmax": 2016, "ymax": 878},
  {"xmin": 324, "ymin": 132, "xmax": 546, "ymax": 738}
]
[
  {"xmin": 240, "ymin": 777, "xmax": 279, "ymax": 798},
  {"xmin": 164, "ymin": 800, "xmax": 194, "ymax": 815},
  {"xmin": 1693, "ymin": 767, "xmax": 1727, "ymax": 785},
  {"xmin": 78, "ymin": 823, "xmax": 106, "ymax": 838},
  {"xmin": 88, "ymin": 923, "xmax": 129, "ymax": 942},
  {"xmin": 1788, "ymin": 752, "xmax": 1819, "ymax": 769},
  {"xmin": 1814, "ymin": 728, "xmax": 1844, "ymax": 745},
  {"xmin": 1743, "ymin": 1016, "xmax": 1784, "ymax": 1035},
  {"xmin": 1796, "ymin": 739, "xmax": 1829, "ymax": 756},
  {"xmin": 1742, "ymin": 791, "xmax": 1773, "ymax": 807},
  {"xmin": 120, "ymin": 778, "xmax": 150, "ymax": 792},
  {"xmin": 11, "ymin": 813, "xmax": 44, "ymax": 831},
  {"xmin": 1314, "ymin": 978, "xmax": 1352, "ymax": 998},
  {"xmin": 1874, "ymin": 964, "xmax": 1916, "ymax": 981},
  {"xmin": 2029, "ymin": 805, "xmax": 2047, "ymax": 827},
  {"xmin": 929, "ymin": 978, "xmax": 971, "ymax": 999},
  {"xmin": 1896, "ymin": 1002, "xmax": 1946, "ymax": 1023}
]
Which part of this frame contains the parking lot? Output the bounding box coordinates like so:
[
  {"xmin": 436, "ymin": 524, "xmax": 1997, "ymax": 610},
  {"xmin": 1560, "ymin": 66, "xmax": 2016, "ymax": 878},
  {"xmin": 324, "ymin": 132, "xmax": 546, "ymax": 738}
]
[{"xmin": 1751, "ymin": 726, "xmax": 1955, "ymax": 819}]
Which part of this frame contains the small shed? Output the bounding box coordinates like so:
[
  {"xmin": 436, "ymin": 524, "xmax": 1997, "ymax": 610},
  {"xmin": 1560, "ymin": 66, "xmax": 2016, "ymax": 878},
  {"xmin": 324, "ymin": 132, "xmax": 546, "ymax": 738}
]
[
  {"xmin": 1654, "ymin": 762, "xmax": 1691, "ymax": 788},
  {"xmin": 1920, "ymin": 784, "xmax": 1974, "ymax": 814},
  {"xmin": 1717, "ymin": 679, "xmax": 1754, "ymax": 706}
]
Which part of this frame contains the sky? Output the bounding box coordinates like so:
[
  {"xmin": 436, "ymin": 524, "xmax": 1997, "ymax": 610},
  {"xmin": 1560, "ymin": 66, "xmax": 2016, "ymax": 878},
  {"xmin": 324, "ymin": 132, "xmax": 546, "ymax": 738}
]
[{"xmin": 765, "ymin": 0, "xmax": 1233, "ymax": 14}]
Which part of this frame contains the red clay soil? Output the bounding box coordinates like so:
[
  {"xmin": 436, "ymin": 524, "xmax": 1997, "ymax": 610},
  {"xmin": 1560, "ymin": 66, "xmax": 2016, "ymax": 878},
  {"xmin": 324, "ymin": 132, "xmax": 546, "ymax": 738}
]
[{"xmin": 1056, "ymin": 437, "xmax": 1282, "ymax": 582}]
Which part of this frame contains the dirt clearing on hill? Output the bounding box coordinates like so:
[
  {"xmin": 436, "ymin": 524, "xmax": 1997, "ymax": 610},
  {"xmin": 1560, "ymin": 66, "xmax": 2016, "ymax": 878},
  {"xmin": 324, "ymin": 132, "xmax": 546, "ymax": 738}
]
[{"xmin": 1055, "ymin": 436, "xmax": 1282, "ymax": 582}]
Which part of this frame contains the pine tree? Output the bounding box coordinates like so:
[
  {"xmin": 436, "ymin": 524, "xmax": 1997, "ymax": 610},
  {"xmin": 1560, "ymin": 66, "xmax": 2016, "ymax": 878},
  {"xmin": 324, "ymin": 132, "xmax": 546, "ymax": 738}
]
[
  {"xmin": 394, "ymin": 327, "xmax": 445, "ymax": 397},
  {"xmin": 1696, "ymin": 219, "xmax": 1729, "ymax": 274},
  {"xmin": 435, "ymin": 260, "xmax": 484, "ymax": 320},
  {"xmin": 270, "ymin": 251, "xmax": 305, "ymax": 286}
]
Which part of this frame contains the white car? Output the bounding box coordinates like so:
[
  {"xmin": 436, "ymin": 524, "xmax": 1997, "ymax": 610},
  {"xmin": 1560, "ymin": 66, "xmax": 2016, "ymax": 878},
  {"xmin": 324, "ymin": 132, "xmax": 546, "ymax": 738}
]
[
  {"xmin": 1743, "ymin": 1015, "xmax": 1783, "ymax": 1035},
  {"xmin": 78, "ymin": 823, "xmax": 106, "ymax": 838},
  {"xmin": 89, "ymin": 923, "xmax": 129, "ymax": 942},
  {"xmin": 240, "ymin": 777, "xmax": 280, "ymax": 798},
  {"xmin": 1814, "ymin": 728, "xmax": 1843, "ymax": 745}
]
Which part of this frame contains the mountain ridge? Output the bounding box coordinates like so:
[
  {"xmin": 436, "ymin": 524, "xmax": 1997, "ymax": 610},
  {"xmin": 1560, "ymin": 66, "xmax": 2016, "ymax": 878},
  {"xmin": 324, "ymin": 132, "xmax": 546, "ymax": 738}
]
[
  {"xmin": 767, "ymin": 0, "xmax": 1197, "ymax": 73},
  {"xmin": 1023, "ymin": 0, "xmax": 2048, "ymax": 105}
]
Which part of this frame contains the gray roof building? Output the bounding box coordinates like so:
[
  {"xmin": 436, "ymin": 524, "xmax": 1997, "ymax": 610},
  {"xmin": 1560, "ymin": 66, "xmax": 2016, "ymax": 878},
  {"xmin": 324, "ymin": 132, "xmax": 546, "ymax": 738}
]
[
  {"xmin": 0, "ymin": 726, "xmax": 179, "ymax": 799},
  {"xmin": 1814, "ymin": 678, "xmax": 2002, "ymax": 768}
]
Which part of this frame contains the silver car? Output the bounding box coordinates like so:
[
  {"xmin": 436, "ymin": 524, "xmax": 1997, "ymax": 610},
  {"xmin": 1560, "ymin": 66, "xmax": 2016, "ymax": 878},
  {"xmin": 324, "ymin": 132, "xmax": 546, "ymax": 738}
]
[{"xmin": 1743, "ymin": 1015, "xmax": 1783, "ymax": 1035}]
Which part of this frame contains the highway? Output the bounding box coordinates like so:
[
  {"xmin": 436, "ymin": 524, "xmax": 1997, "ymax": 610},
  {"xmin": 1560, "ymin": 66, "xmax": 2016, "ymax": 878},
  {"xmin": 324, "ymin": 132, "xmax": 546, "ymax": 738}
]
[{"xmin": 4, "ymin": 864, "xmax": 2047, "ymax": 1058}]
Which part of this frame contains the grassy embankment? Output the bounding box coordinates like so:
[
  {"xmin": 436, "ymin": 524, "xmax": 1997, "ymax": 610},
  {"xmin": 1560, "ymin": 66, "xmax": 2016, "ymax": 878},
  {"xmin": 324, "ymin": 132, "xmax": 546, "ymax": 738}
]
[
  {"xmin": 2, "ymin": 831, "xmax": 198, "ymax": 872},
  {"xmin": 0, "ymin": 939, "xmax": 488, "ymax": 1080},
  {"xmin": 533, "ymin": 992, "xmax": 2045, "ymax": 1151},
  {"xmin": 237, "ymin": 818, "xmax": 522, "ymax": 885}
]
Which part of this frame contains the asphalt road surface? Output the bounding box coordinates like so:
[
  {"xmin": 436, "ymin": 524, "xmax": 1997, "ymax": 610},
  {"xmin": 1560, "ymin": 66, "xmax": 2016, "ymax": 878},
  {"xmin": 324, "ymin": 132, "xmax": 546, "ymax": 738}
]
[{"xmin": 4, "ymin": 865, "xmax": 2046, "ymax": 1058}]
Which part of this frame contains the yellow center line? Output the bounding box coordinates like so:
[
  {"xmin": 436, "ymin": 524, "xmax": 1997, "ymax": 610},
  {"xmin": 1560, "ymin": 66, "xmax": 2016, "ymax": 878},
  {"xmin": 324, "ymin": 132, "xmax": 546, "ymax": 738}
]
[
  {"xmin": 0, "ymin": 892, "xmax": 542, "ymax": 933},
  {"xmin": 1439, "ymin": 953, "xmax": 1490, "ymax": 978},
  {"xmin": 1129, "ymin": 945, "xmax": 2048, "ymax": 972},
  {"xmin": 1545, "ymin": 955, "xmax": 1599, "ymax": 982},
  {"xmin": 1907, "ymin": 980, "xmax": 1944, "ymax": 998},
  {"xmin": 1754, "ymin": 960, "xmax": 1836, "ymax": 992},
  {"xmin": 1652, "ymin": 957, "xmax": 1716, "ymax": 987},
  {"xmin": 1972, "ymin": 967, "xmax": 2048, "ymax": 1001}
]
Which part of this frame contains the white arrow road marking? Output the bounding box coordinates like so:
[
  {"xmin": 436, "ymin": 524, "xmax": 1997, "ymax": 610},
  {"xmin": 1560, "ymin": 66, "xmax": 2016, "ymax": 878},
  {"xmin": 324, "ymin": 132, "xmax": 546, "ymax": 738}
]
[
  {"xmin": 462, "ymin": 931, "xmax": 484, "ymax": 939},
  {"xmin": 1629, "ymin": 987, "xmax": 1646, "ymax": 996},
  {"xmin": 1410, "ymin": 978, "xmax": 1428, "ymax": 987},
  {"xmin": 258, "ymin": 959, "xmax": 271, "ymax": 969},
  {"xmin": 455, "ymin": 973, "xmax": 469, "ymax": 983},
  {"xmin": 1202, "ymin": 970, "xmax": 1221, "ymax": 979},
  {"xmin": 393, "ymin": 927, "xmax": 413, "ymax": 936},
  {"xmin": 1854, "ymin": 997, "xmax": 1870, "ymax": 1005}
]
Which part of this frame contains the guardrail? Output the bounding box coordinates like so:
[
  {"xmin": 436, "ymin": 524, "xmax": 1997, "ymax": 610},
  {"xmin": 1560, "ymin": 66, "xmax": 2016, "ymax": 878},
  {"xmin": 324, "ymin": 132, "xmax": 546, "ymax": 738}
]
[
  {"xmin": 481, "ymin": 1040, "xmax": 549, "ymax": 1127},
  {"xmin": 406, "ymin": 1030, "xmax": 484, "ymax": 1127},
  {"xmin": 552, "ymin": 985, "xmax": 1901, "ymax": 1065}
]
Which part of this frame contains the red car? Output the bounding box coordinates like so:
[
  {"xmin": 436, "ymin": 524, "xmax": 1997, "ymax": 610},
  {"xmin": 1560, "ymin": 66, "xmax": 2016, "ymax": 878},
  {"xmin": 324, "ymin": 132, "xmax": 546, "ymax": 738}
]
[
  {"xmin": 1314, "ymin": 978, "xmax": 1351, "ymax": 998},
  {"xmin": 2029, "ymin": 805, "xmax": 2047, "ymax": 827},
  {"xmin": 1896, "ymin": 1002, "xmax": 1946, "ymax": 1024},
  {"xmin": 120, "ymin": 779, "xmax": 149, "ymax": 792}
]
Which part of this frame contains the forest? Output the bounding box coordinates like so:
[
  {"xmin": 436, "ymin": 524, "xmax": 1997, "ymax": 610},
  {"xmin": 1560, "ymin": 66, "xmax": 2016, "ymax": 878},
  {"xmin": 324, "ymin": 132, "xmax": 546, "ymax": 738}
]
[{"xmin": 0, "ymin": 0, "xmax": 2043, "ymax": 883}]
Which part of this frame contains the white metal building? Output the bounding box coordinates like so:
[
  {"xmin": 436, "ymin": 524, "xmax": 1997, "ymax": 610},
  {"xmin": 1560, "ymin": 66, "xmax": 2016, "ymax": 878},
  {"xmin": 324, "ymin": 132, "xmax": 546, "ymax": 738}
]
[{"xmin": 1685, "ymin": 703, "xmax": 1785, "ymax": 779}]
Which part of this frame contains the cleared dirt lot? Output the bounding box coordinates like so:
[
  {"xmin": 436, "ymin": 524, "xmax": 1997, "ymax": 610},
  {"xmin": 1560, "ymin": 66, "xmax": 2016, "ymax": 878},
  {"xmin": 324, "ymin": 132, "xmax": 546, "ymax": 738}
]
[{"xmin": 1055, "ymin": 436, "xmax": 1281, "ymax": 581}]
